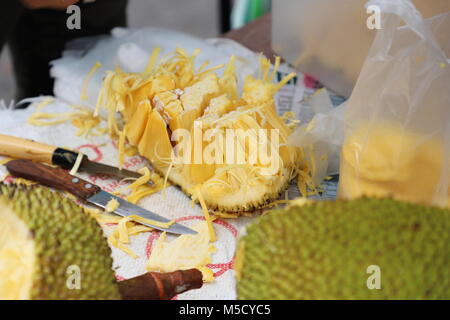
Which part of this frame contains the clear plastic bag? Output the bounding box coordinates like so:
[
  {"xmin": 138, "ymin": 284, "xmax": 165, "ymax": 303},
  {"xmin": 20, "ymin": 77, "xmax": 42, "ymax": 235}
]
[
  {"xmin": 272, "ymin": 0, "xmax": 450, "ymax": 97},
  {"xmin": 288, "ymin": 88, "xmax": 346, "ymax": 187},
  {"xmin": 338, "ymin": 0, "xmax": 450, "ymax": 207}
]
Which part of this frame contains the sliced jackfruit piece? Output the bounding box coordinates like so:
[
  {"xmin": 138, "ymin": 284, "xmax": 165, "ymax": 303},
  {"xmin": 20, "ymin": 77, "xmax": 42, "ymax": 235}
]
[
  {"xmin": 204, "ymin": 94, "xmax": 233, "ymax": 117},
  {"xmin": 126, "ymin": 99, "xmax": 152, "ymax": 146},
  {"xmin": 181, "ymin": 73, "xmax": 221, "ymax": 115},
  {"xmin": 138, "ymin": 108, "xmax": 173, "ymax": 169},
  {"xmin": 153, "ymin": 92, "xmax": 185, "ymax": 132},
  {"xmin": 149, "ymin": 74, "xmax": 176, "ymax": 98},
  {"xmin": 122, "ymin": 81, "xmax": 152, "ymax": 122},
  {"xmin": 153, "ymin": 91, "xmax": 178, "ymax": 108}
]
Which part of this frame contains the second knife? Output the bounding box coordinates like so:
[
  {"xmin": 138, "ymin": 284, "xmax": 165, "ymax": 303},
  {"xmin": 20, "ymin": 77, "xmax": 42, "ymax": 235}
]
[{"xmin": 6, "ymin": 159, "xmax": 196, "ymax": 235}]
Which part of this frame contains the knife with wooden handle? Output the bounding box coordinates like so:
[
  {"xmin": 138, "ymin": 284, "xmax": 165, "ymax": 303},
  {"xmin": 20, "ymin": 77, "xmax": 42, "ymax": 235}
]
[
  {"xmin": 0, "ymin": 133, "xmax": 62, "ymax": 165},
  {"xmin": 6, "ymin": 159, "xmax": 196, "ymax": 235},
  {"xmin": 0, "ymin": 133, "xmax": 146, "ymax": 180}
]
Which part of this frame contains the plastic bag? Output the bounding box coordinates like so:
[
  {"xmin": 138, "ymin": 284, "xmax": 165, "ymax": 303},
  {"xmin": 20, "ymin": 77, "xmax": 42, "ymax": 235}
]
[
  {"xmin": 288, "ymin": 88, "xmax": 346, "ymax": 187},
  {"xmin": 338, "ymin": 0, "xmax": 450, "ymax": 207},
  {"xmin": 272, "ymin": 0, "xmax": 450, "ymax": 97}
]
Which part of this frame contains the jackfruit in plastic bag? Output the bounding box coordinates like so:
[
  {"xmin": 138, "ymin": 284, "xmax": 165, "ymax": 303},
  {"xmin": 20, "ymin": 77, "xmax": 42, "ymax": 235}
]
[{"xmin": 338, "ymin": 0, "xmax": 450, "ymax": 207}]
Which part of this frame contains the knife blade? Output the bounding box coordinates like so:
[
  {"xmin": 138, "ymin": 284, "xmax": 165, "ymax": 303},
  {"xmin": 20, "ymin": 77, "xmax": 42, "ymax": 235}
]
[
  {"xmin": 80, "ymin": 159, "xmax": 146, "ymax": 181},
  {"xmin": 6, "ymin": 159, "xmax": 196, "ymax": 235},
  {"xmin": 0, "ymin": 133, "xmax": 147, "ymax": 181}
]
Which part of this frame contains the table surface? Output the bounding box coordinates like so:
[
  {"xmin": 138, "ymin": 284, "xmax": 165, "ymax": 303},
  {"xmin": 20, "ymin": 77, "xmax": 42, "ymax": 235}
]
[{"xmin": 222, "ymin": 14, "xmax": 277, "ymax": 62}]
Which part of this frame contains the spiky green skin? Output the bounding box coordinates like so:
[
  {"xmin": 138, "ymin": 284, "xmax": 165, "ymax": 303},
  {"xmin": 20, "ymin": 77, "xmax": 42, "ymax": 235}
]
[
  {"xmin": 237, "ymin": 198, "xmax": 450, "ymax": 300},
  {"xmin": 0, "ymin": 184, "xmax": 121, "ymax": 300}
]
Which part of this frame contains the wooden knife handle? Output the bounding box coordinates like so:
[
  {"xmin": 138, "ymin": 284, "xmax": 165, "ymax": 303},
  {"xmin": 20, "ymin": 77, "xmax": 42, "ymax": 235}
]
[
  {"xmin": 0, "ymin": 134, "xmax": 56, "ymax": 163},
  {"xmin": 118, "ymin": 269, "xmax": 204, "ymax": 300},
  {"xmin": 6, "ymin": 159, "xmax": 101, "ymax": 200},
  {"xmin": 0, "ymin": 134, "xmax": 84, "ymax": 169}
]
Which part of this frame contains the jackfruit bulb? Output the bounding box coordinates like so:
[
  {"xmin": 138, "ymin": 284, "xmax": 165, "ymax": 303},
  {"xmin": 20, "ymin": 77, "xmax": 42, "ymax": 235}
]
[
  {"xmin": 0, "ymin": 184, "xmax": 121, "ymax": 300},
  {"xmin": 236, "ymin": 198, "xmax": 450, "ymax": 299},
  {"xmin": 96, "ymin": 49, "xmax": 302, "ymax": 213},
  {"xmin": 339, "ymin": 123, "xmax": 449, "ymax": 207}
]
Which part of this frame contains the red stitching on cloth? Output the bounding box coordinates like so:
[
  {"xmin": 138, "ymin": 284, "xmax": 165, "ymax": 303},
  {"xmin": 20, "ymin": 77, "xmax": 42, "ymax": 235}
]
[
  {"xmin": 175, "ymin": 216, "xmax": 238, "ymax": 238},
  {"xmin": 74, "ymin": 144, "xmax": 103, "ymax": 162},
  {"xmin": 207, "ymin": 262, "xmax": 233, "ymax": 277},
  {"xmin": 145, "ymin": 231, "xmax": 162, "ymax": 259},
  {"xmin": 212, "ymin": 219, "xmax": 238, "ymax": 238}
]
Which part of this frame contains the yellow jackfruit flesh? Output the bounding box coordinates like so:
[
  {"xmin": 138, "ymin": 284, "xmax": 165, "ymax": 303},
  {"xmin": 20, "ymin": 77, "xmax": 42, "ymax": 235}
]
[
  {"xmin": 236, "ymin": 197, "xmax": 450, "ymax": 299},
  {"xmin": 96, "ymin": 49, "xmax": 302, "ymax": 213},
  {"xmin": 0, "ymin": 184, "xmax": 121, "ymax": 300},
  {"xmin": 339, "ymin": 123, "xmax": 449, "ymax": 207},
  {"xmin": 147, "ymin": 222, "xmax": 216, "ymax": 282}
]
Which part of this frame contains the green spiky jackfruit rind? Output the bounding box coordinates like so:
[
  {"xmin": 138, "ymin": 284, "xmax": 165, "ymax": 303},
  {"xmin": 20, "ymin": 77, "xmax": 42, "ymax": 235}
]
[
  {"xmin": 0, "ymin": 184, "xmax": 121, "ymax": 300},
  {"xmin": 236, "ymin": 198, "xmax": 450, "ymax": 300}
]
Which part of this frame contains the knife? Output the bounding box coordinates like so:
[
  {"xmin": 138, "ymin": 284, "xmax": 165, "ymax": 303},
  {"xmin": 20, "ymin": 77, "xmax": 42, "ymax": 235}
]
[
  {"xmin": 0, "ymin": 133, "xmax": 145, "ymax": 181},
  {"xmin": 6, "ymin": 159, "xmax": 196, "ymax": 235}
]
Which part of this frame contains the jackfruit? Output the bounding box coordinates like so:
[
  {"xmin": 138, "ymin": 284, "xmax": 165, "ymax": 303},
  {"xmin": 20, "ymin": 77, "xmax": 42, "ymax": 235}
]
[
  {"xmin": 95, "ymin": 48, "xmax": 304, "ymax": 214},
  {"xmin": 0, "ymin": 184, "xmax": 121, "ymax": 300},
  {"xmin": 339, "ymin": 123, "xmax": 450, "ymax": 207},
  {"xmin": 236, "ymin": 197, "xmax": 450, "ymax": 300},
  {"xmin": 126, "ymin": 99, "xmax": 151, "ymax": 146}
]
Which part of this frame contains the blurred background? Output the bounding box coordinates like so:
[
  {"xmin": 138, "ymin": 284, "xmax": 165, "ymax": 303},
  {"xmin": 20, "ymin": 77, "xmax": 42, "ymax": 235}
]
[
  {"xmin": 0, "ymin": 0, "xmax": 272, "ymax": 103},
  {"xmin": 0, "ymin": 0, "xmax": 218, "ymax": 103}
]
